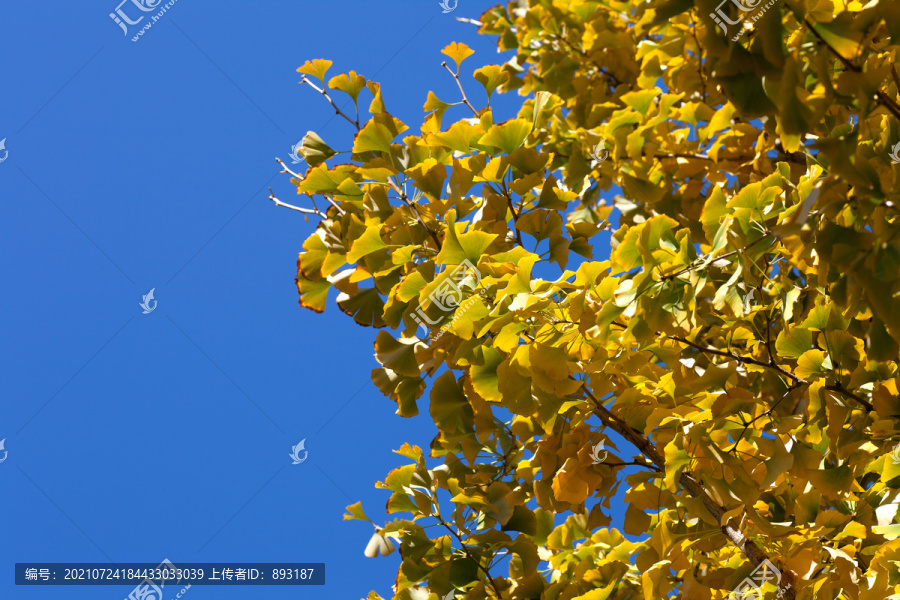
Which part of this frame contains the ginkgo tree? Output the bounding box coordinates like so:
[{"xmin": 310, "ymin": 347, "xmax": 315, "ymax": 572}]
[{"xmin": 270, "ymin": 0, "xmax": 900, "ymax": 598}]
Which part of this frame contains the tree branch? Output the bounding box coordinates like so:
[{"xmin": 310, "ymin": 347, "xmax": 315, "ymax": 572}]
[
  {"xmin": 387, "ymin": 178, "xmax": 443, "ymax": 250},
  {"xmin": 434, "ymin": 513, "xmax": 503, "ymax": 599},
  {"xmin": 579, "ymin": 383, "xmax": 796, "ymax": 600},
  {"xmin": 668, "ymin": 335, "xmax": 874, "ymax": 413},
  {"xmin": 276, "ymin": 157, "xmax": 345, "ymax": 216},
  {"xmin": 300, "ymin": 75, "xmax": 361, "ymax": 129},
  {"xmin": 660, "ymin": 233, "xmax": 775, "ymax": 282},
  {"xmin": 440, "ymin": 61, "xmax": 480, "ymax": 116},
  {"xmin": 268, "ymin": 188, "xmax": 323, "ymax": 216},
  {"xmin": 804, "ymin": 19, "xmax": 900, "ymax": 122}
]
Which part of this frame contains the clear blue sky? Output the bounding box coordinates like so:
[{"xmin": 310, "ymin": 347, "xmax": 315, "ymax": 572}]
[{"xmin": 0, "ymin": 2, "xmax": 630, "ymax": 598}]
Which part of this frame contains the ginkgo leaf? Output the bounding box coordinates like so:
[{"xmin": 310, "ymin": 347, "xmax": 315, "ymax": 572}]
[
  {"xmin": 344, "ymin": 501, "xmax": 373, "ymax": 523},
  {"xmin": 281, "ymin": 5, "xmax": 900, "ymax": 599},
  {"xmin": 478, "ymin": 119, "xmax": 533, "ymax": 155},
  {"xmin": 328, "ymin": 71, "xmax": 367, "ymax": 102},
  {"xmin": 474, "ymin": 65, "xmax": 510, "ymax": 100},
  {"xmin": 297, "ymin": 59, "xmax": 332, "ymax": 83},
  {"xmin": 352, "ymin": 113, "xmax": 408, "ymax": 154},
  {"xmin": 441, "ymin": 42, "xmax": 474, "ymax": 71},
  {"xmin": 346, "ymin": 226, "xmax": 387, "ymax": 264},
  {"xmin": 299, "ymin": 131, "xmax": 336, "ymax": 167}
]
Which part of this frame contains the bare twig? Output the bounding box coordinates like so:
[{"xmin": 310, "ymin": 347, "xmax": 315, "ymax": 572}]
[
  {"xmin": 268, "ymin": 188, "xmax": 322, "ymax": 216},
  {"xmin": 276, "ymin": 157, "xmax": 345, "ymax": 216},
  {"xmin": 434, "ymin": 511, "xmax": 503, "ymax": 598},
  {"xmin": 300, "ymin": 75, "xmax": 361, "ymax": 129},
  {"xmin": 440, "ymin": 61, "xmax": 480, "ymax": 117}
]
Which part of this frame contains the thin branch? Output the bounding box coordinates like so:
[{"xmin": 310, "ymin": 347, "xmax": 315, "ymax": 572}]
[
  {"xmin": 455, "ymin": 17, "xmax": 482, "ymax": 26},
  {"xmin": 440, "ymin": 61, "xmax": 480, "ymax": 117},
  {"xmin": 660, "ymin": 234, "xmax": 775, "ymax": 282},
  {"xmin": 550, "ymin": 34, "xmax": 623, "ymax": 87},
  {"xmin": 728, "ymin": 384, "xmax": 800, "ymax": 453},
  {"xmin": 824, "ymin": 383, "xmax": 874, "ymax": 412},
  {"xmin": 276, "ymin": 157, "xmax": 345, "ymax": 216},
  {"xmin": 434, "ymin": 513, "xmax": 503, "ymax": 599},
  {"xmin": 268, "ymin": 188, "xmax": 322, "ymax": 216},
  {"xmin": 804, "ymin": 19, "xmax": 900, "ymax": 122},
  {"xmin": 387, "ymin": 178, "xmax": 443, "ymax": 250},
  {"xmin": 689, "ymin": 16, "xmax": 707, "ymax": 100},
  {"xmin": 603, "ymin": 459, "xmax": 661, "ymax": 470},
  {"xmin": 300, "ymin": 75, "xmax": 361, "ymax": 129},
  {"xmin": 276, "ymin": 156, "xmax": 304, "ymax": 179},
  {"xmin": 668, "ymin": 335, "xmax": 874, "ymax": 413},
  {"xmin": 669, "ymin": 335, "xmax": 800, "ymax": 383},
  {"xmin": 578, "ymin": 383, "xmax": 796, "ymax": 600},
  {"xmin": 500, "ymin": 178, "xmax": 523, "ymax": 245}
]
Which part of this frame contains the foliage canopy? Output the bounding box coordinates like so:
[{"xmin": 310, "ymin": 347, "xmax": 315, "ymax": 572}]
[{"xmin": 274, "ymin": 0, "xmax": 900, "ymax": 598}]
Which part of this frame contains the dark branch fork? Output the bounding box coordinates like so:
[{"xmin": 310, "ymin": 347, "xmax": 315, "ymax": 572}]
[{"xmin": 578, "ymin": 383, "xmax": 797, "ymax": 600}]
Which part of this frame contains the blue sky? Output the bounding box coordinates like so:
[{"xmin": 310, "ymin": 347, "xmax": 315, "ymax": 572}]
[{"xmin": 0, "ymin": 1, "xmax": 632, "ymax": 598}]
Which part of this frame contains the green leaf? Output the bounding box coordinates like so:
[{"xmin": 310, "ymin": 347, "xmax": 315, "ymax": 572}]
[
  {"xmin": 299, "ymin": 131, "xmax": 337, "ymax": 167},
  {"xmin": 343, "ymin": 501, "xmax": 372, "ymax": 523},
  {"xmin": 353, "ymin": 113, "xmax": 408, "ymax": 154},
  {"xmin": 775, "ymin": 327, "xmax": 812, "ymax": 359},
  {"xmin": 429, "ymin": 371, "xmax": 471, "ymax": 434},
  {"xmin": 812, "ymin": 15, "xmax": 862, "ymax": 60},
  {"xmin": 479, "ymin": 118, "xmax": 533, "ymax": 155},
  {"xmin": 795, "ymin": 349, "xmax": 832, "ymax": 379},
  {"xmin": 434, "ymin": 211, "xmax": 497, "ymax": 266},
  {"xmin": 423, "ymin": 91, "xmax": 453, "ymax": 128},
  {"xmin": 700, "ymin": 185, "xmax": 728, "ymax": 245},
  {"xmin": 373, "ymin": 332, "xmax": 423, "ymax": 378},
  {"xmin": 295, "ymin": 272, "xmax": 329, "ymax": 313},
  {"xmin": 474, "ymin": 65, "xmax": 510, "ymax": 100},
  {"xmin": 346, "ymin": 226, "xmax": 387, "ymax": 264},
  {"xmin": 664, "ymin": 435, "xmax": 691, "ymax": 492},
  {"xmin": 337, "ymin": 287, "xmax": 386, "ymax": 327}
]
